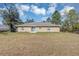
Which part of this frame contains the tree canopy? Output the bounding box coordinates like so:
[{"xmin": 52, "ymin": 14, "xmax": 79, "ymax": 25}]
[
  {"xmin": 0, "ymin": 3, "xmax": 23, "ymax": 32},
  {"xmin": 51, "ymin": 10, "xmax": 61, "ymax": 24},
  {"xmin": 62, "ymin": 9, "xmax": 79, "ymax": 32}
]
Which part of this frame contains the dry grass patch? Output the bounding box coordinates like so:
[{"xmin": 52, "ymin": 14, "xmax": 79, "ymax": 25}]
[{"xmin": 0, "ymin": 32, "xmax": 79, "ymax": 56}]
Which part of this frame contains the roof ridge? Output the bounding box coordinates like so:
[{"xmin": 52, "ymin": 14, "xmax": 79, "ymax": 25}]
[{"xmin": 16, "ymin": 22, "xmax": 60, "ymax": 27}]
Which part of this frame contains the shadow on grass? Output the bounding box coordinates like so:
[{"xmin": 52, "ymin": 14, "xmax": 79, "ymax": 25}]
[{"xmin": 0, "ymin": 32, "xmax": 9, "ymax": 35}]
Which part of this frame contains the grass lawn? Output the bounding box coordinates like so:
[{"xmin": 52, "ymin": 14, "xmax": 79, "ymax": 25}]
[{"xmin": 0, "ymin": 32, "xmax": 79, "ymax": 56}]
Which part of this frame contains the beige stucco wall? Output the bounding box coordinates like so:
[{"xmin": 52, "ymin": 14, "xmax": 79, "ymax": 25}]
[
  {"xmin": 37, "ymin": 27, "xmax": 60, "ymax": 32},
  {"xmin": 16, "ymin": 27, "xmax": 31, "ymax": 32},
  {"xmin": 16, "ymin": 26, "xmax": 60, "ymax": 32}
]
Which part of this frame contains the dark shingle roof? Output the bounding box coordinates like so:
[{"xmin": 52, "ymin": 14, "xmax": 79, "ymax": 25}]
[{"xmin": 16, "ymin": 22, "xmax": 60, "ymax": 27}]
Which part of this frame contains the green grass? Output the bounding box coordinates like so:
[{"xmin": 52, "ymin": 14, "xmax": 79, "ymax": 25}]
[{"xmin": 0, "ymin": 32, "xmax": 79, "ymax": 56}]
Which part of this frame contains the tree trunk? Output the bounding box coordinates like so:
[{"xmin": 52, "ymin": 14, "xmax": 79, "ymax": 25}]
[{"xmin": 9, "ymin": 23, "xmax": 16, "ymax": 32}]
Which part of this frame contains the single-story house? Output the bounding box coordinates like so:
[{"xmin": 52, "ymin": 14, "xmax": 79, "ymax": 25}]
[
  {"xmin": 16, "ymin": 22, "xmax": 60, "ymax": 33},
  {"xmin": 0, "ymin": 24, "xmax": 9, "ymax": 32}
]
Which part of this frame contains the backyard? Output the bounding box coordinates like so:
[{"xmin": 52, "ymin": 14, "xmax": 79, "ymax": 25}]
[{"xmin": 0, "ymin": 32, "xmax": 79, "ymax": 56}]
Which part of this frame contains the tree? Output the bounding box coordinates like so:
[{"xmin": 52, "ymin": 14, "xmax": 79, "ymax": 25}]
[
  {"xmin": 46, "ymin": 17, "xmax": 51, "ymax": 22},
  {"xmin": 67, "ymin": 9, "xmax": 78, "ymax": 31},
  {"xmin": 73, "ymin": 23, "xmax": 79, "ymax": 31},
  {"xmin": 51, "ymin": 10, "xmax": 61, "ymax": 24},
  {"xmin": 61, "ymin": 19, "xmax": 70, "ymax": 32},
  {"xmin": 1, "ymin": 3, "xmax": 23, "ymax": 32},
  {"xmin": 25, "ymin": 19, "xmax": 34, "ymax": 23},
  {"xmin": 62, "ymin": 9, "xmax": 79, "ymax": 32}
]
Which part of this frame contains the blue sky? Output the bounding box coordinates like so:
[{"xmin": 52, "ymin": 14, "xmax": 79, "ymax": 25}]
[{"xmin": 0, "ymin": 3, "xmax": 79, "ymax": 24}]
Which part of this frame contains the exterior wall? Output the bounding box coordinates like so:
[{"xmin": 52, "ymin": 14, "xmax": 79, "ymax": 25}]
[
  {"xmin": 37, "ymin": 27, "xmax": 60, "ymax": 32},
  {"xmin": 16, "ymin": 27, "xmax": 31, "ymax": 32},
  {"xmin": 17, "ymin": 26, "xmax": 60, "ymax": 32}
]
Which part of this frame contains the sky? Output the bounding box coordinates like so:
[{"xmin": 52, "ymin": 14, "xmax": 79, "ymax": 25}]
[{"xmin": 0, "ymin": 3, "xmax": 79, "ymax": 24}]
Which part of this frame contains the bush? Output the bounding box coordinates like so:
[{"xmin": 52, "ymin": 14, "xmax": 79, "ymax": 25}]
[{"xmin": 73, "ymin": 23, "xmax": 79, "ymax": 31}]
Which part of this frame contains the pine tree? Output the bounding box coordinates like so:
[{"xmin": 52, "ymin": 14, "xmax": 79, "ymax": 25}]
[{"xmin": 51, "ymin": 10, "xmax": 61, "ymax": 24}]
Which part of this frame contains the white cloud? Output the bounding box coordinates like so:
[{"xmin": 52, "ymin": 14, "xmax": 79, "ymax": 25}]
[
  {"xmin": 16, "ymin": 4, "xmax": 30, "ymax": 12},
  {"xmin": 31, "ymin": 5, "xmax": 46, "ymax": 15},
  {"xmin": 47, "ymin": 7, "xmax": 55, "ymax": 14},
  {"xmin": 47, "ymin": 3, "xmax": 57, "ymax": 14},
  {"xmin": 18, "ymin": 10, "xmax": 24, "ymax": 17},
  {"xmin": 60, "ymin": 6, "xmax": 75, "ymax": 21},
  {"xmin": 65, "ymin": 6, "xmax": 75, "ymax": 13},
  {"xmin": 16, "ymin": 4, "xmax": 30, "ymax": 17},
  {"xmin": 41, "ymin": 8, "xmax": 46, "ymax": 15},
  {"xmin": 20, "ymin": 5, "xmax": 30, "ymax": 11},
  {"xmin": 60, "ymin": 6, "xmax": 75, "ymax": 16}
]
